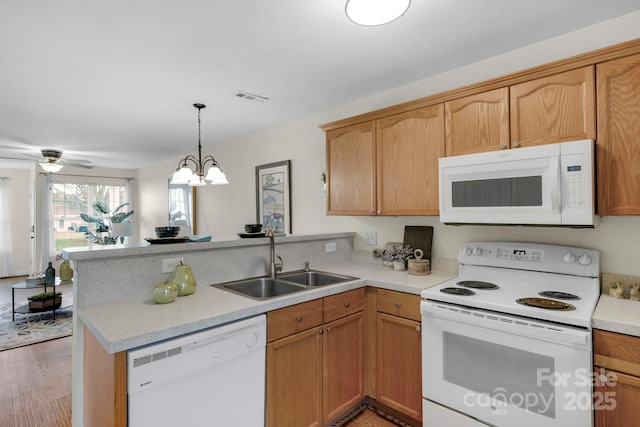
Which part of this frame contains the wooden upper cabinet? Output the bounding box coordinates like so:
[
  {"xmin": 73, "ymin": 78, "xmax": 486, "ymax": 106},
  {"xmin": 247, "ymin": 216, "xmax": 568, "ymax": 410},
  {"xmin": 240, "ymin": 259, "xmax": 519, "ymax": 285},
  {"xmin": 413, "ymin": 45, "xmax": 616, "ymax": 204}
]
[
  {"xmin": 326, "ymin": 122, "xmax": 376, "ymax": 215},
  {"xmin": 596, "ymin": 53, "xmax": 640, "ymax": 215},
  {"xmin": 445, "ymin": 88, "xmax": 510, "ymax": 156},
  {"xmin": 510, "ymin": 66, "xmax": 596, "ymax": 147},
  {"xmin": 376, "ymin": 105, "xmax": 444, "ymax": 215}
]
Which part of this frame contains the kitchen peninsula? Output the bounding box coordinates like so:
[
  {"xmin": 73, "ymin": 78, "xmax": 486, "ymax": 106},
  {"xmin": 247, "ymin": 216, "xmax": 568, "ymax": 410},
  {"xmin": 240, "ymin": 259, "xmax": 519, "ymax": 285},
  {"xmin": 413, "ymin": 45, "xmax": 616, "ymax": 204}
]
[{"xmin": 65, "ymin": 232, "xmax": 458, "ymax": 427}]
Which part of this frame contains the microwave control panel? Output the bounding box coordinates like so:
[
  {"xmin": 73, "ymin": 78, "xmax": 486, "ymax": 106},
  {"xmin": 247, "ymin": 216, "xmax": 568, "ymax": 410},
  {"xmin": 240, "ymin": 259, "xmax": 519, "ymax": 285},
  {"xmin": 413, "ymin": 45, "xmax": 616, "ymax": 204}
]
[{"xmin": 564, "ymin": 164, "xmax": 585, "ymax": 208}]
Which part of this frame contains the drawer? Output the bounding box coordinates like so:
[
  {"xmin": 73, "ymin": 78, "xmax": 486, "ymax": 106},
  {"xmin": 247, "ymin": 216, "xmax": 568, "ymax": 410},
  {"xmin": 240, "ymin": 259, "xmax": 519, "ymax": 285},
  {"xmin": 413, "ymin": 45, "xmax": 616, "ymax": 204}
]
[
  {"xmin": 323, "ymin": 288, "xmax": 365, "ymax": 323},
  {"xmin": 376, "ymin": 288, "xmax": 421, "ymax": 321},
  {"xmin": 594, "ymin": 329, "xmax": 640, "ymax": 377},
  {"xmin": 267, "ymin": 299, "xmax": 323, "ymax": 342}
]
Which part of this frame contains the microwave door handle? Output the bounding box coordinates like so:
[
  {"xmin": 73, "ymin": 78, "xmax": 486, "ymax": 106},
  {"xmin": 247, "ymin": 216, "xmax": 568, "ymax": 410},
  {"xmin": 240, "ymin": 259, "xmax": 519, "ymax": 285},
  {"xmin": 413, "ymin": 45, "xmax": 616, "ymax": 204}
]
[{"xmin": 550, "ymin": 156, "xmax": 561, "ymax": 213}]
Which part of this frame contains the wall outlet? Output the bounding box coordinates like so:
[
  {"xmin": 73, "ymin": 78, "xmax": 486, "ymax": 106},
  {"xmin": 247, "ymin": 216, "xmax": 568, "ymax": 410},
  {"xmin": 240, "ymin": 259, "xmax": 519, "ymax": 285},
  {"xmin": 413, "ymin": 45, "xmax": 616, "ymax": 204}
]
[
  {"xmin": 162, "ymin": 257, "xmax": 184, "ymax": 274},
  {"xmin": 365, "ymin": 231, "xmax": 377, "ymax": 245},
  {"xmin": 325, "ymin": 242, "xmax": 337, "ymax": 253}
]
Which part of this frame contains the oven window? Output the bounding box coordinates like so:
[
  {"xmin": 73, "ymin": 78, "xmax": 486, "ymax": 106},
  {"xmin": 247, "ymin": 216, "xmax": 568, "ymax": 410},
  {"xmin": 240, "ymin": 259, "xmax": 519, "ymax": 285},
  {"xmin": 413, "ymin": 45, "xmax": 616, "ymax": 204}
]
[
  {"xmin": 451, "ymin": 176, "xmax": 542, "ymax": 207},
  {"xmin": 443, "ymin": 332, "xmax": 555, "ymax": 418}
]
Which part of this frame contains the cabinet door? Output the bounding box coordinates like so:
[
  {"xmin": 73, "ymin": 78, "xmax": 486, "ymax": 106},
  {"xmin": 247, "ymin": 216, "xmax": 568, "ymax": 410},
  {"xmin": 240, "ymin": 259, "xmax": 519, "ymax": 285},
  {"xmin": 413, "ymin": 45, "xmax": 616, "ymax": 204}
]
[
  {"xmin": 445, "ymin": 88, "xmax": 510, "ymax": 156},
  {"xmin": 376, "ymin": 105, "xmax": 444, "ymax": 215},
  {"xmin": 594, "ymin": 367, "xmax": 640, "ymax": 426},
  {"xmin": 376, "ymin": 312, "xmax": 422, "ymax": 422},
  {"xmin": 323, "ymin": 311, "xmax": 364, "ymax": 424},
  {"xmin": 267, "ymin": 327, "xmax": 323, "ymax": 427},
  {"xmin": 510, "ymin": 66, "xmax": 595, "ymax": 147},
  {"xmin": 326, "ymin": 122, "xmax": 376, "ymax": 215},
  {"xmin": 596, "ymin": 53, "xmax": 640, "ymax": 215}
]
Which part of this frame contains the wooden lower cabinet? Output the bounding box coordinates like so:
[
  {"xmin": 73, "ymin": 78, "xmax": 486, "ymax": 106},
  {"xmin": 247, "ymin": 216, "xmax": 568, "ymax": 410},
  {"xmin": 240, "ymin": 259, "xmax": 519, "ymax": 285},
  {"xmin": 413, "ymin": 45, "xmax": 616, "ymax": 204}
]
[
  {"xmin": 323, "ymin": 312, "xmax": 364, "ymax": 422},
  {"xmin": 376, "ymin": 312, "xmax": 422, "ymax": 421},
  {"xmin": 266, "ymin": 290, "xmax": 365, "ymax": 426},
  {"xmin": 83, "ymin": 325, "xmax": 127, "ymax": 427},
  {"xmin": 267, "ymin": 326, "xmax": 324, "ymax": 427},
  {"xmin": 593, "ymin": 329, "xmax": 640, "ymax": 426},
  {"xmin": 374, "ymin": 289, "xmax": 422, "ymax": 423}
]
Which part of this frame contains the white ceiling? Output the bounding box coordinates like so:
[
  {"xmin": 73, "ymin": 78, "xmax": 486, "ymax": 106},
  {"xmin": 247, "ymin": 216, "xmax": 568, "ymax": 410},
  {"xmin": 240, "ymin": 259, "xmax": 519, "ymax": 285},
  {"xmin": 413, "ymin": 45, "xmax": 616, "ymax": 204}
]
[{"xmin": 1, "ymin": 0, "xmax": 640, "ymax": 171}]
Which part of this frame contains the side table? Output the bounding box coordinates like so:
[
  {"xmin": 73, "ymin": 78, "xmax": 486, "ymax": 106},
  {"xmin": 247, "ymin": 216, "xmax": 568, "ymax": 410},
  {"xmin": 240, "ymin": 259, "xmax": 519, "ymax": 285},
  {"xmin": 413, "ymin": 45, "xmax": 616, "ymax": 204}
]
[{"xmin": 11, "ymin": 278, "xmax": 74, "ymax": 321}]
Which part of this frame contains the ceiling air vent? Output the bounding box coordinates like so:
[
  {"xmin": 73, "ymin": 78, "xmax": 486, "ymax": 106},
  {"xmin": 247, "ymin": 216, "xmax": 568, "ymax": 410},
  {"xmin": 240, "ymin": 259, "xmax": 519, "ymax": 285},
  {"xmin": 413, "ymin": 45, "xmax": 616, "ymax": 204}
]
[{"xmin": 235, "ymin": 90, "xmax": 269, "ymax": 103}]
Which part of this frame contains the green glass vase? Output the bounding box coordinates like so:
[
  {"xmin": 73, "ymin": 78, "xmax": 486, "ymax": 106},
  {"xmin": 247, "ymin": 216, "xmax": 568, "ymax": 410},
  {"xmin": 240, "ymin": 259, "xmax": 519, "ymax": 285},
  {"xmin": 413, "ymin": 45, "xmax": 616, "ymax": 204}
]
[
  {"xmin": 60, "ymin": 260, "xmax": 73, "ymax": 282},
  {"xmin": 171, "ymin": 263, "xmax": 197, "ymax": 296}
]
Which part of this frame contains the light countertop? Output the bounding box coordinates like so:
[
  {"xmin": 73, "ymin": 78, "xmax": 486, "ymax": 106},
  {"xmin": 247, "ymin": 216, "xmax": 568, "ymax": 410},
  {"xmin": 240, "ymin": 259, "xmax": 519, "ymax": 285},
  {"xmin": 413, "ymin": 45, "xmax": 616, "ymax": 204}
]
[
  {"xmin": 592, "ymin": 295, "xmax": 640, "ymax": 337},
  {"xmin": 79, "ymin": 258, "xmax": 457, "ymax": 354}
]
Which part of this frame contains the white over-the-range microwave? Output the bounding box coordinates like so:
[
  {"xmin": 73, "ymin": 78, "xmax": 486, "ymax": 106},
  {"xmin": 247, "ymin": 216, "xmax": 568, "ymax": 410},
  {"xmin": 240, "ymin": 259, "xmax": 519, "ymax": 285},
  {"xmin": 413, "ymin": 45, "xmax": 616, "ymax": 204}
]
[{"xmin": 439, "ymin": 139, "xmax": 598, "ymax": 227}]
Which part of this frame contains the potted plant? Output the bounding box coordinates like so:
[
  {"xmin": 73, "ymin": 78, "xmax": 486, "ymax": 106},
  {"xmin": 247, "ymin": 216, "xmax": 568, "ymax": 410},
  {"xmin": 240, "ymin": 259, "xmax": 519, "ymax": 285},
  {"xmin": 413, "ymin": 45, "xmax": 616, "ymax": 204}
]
[
  {"xmin": 382, "ymin": 244, "xmax": 414, "ymax": 270},
  {"xmin": 80, "ymin": 201, "xmax": 134, "ymax": 244},
  {"xmin": 28, "ymin": 291, "xmax": 62, "ymax": 310}
]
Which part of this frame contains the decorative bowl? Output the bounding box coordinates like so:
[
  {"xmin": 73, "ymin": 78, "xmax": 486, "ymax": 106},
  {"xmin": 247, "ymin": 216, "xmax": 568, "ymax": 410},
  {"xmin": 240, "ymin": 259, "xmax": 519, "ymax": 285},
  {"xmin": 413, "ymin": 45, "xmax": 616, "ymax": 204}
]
[
  {"xmin": 155, "ymin": 226, "xmax": 180, "ymax": 238},
  {"xmin": 244, "ymin": 223, "xmax": 263, "ymax": 233}
]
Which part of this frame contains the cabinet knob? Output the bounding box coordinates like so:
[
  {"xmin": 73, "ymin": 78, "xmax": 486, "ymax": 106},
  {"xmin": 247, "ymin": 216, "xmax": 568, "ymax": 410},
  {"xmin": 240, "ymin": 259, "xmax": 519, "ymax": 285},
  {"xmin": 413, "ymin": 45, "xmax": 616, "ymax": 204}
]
[
  {"xmin": 500, "ymin": 143, "xmax": 507, "ymax": 149},
  {"xmin": 377, "ymin": 210, "xmax": 382, "ymax": 215},
  {"xmin": 395, "ymin": 302, "xmax": 401, "ymax": 308},
  {"xmin": 512, "ymin": 141, "xmax": 520, "ymax": 147},
  {"xmin": 319, "ymin": 328, "xmax": 324, "ymax": 335},
  {"xmin": 296, "ymin": 316, "xmax": 303, "ymax": 323},
  {"xmin": 416, "ymin": 326, "xmax": 421, "ymax": 332},
  {"xmin": 344, "ymin": 301, "xmax": 350, "ymax": 308},
  {"xmin": 326, "ymin": 327, "xmax": 332, "ymax": 332}
]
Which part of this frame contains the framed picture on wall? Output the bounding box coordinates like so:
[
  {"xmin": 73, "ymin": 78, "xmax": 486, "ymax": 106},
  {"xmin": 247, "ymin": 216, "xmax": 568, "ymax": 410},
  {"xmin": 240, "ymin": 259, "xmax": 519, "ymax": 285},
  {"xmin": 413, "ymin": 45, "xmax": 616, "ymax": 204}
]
[{"xmin": 255, "ymin": 160, "xmax": 291, "ymax": 235}]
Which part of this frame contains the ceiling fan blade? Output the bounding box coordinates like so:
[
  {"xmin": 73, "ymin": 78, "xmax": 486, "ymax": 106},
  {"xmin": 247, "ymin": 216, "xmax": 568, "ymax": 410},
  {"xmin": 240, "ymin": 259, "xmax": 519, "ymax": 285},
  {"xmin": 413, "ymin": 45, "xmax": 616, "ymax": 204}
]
[
  {"xmin": 0, "ymin": 155, "xmax": 29, "ymax": 161},
  {"xmin": 65, "ymin": 158, "xmax": 91, "ymax": 164},
  {"xmin": 66, "ymin": 161, "xmax": 94, "ymax": 169},
  {"xmin": 22, "ymin": 152, "xmax": 44, "ymax": 160}
]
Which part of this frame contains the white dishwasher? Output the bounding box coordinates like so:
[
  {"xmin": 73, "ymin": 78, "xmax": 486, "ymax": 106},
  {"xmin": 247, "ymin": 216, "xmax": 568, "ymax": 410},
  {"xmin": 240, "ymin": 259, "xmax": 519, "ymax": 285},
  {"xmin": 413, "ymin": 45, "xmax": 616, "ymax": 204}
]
[{"xmin": 127, "ymin": 314, "xmax": 266, "ymax": 427}]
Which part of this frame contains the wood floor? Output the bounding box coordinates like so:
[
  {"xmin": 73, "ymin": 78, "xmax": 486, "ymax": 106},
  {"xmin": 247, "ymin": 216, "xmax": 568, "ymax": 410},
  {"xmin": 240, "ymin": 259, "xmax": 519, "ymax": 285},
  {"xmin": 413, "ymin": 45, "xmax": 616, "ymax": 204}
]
[
  {"xmin": 0, "ymin": 336, "xmax": 72, "ymax": 427},
  {"xmin": 346, "ymin": 409, "xmax": 401, "ymax": 427}
]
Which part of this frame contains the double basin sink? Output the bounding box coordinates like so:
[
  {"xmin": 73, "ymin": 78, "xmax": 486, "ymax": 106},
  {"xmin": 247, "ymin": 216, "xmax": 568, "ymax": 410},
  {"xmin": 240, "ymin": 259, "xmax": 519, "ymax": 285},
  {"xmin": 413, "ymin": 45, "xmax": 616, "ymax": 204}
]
[{"xmin": 212, "ymin": 270, "xmax": 360, "ymax": 300}]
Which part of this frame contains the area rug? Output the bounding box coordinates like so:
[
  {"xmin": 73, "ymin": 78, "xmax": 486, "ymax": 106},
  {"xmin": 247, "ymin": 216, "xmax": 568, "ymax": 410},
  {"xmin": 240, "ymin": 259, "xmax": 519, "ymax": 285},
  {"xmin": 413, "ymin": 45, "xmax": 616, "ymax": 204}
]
[{"xmin": 0, "ymin": 302, "xmax": 73, "ymax": 351}]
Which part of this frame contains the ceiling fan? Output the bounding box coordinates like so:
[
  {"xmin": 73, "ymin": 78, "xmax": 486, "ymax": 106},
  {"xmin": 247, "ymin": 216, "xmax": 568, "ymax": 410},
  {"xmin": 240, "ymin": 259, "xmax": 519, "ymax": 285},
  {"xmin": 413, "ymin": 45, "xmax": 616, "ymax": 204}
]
[{"xmin": 1, "ymin": 148, "xmax": 94, "ymax": 172}]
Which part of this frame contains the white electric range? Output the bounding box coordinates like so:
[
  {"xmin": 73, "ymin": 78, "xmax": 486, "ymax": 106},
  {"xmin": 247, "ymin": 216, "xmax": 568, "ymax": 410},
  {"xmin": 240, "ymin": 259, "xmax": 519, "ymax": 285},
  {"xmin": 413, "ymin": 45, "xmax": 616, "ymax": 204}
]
[{"xmin": 420, "ymin": 242, "xmax": 600, "ymax": 427}]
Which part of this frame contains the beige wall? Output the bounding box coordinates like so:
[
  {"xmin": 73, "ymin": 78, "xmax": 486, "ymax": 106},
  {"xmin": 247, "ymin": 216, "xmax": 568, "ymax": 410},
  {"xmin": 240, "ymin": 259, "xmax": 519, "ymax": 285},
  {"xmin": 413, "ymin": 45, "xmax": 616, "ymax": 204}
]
[{"xmin": 134, "ymin": 11, "xmax": 640, "ymax": 276}]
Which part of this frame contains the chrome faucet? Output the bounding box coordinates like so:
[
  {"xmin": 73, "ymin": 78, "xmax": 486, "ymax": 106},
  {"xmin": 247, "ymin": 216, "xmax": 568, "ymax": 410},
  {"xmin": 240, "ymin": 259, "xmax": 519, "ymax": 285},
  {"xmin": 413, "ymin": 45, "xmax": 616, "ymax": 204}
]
[{"xmin": 265, "ymin": 229, "xmax": 283, "ymax": 278}]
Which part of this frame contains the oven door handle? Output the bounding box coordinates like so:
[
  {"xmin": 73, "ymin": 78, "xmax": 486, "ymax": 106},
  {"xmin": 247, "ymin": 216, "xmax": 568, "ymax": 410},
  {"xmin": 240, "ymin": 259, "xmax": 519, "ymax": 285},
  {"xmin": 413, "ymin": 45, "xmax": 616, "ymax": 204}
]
[{"xmin": 422, "ymin": 302, "xmax": 588, "ymax": 346}]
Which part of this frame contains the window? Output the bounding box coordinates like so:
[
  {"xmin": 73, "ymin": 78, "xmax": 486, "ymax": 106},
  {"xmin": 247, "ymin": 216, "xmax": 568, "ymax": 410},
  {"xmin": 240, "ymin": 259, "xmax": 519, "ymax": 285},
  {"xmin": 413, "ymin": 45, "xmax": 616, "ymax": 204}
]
[{"xmin": 51, "ymin": 180, "xmax": 130, "ymax": 251}]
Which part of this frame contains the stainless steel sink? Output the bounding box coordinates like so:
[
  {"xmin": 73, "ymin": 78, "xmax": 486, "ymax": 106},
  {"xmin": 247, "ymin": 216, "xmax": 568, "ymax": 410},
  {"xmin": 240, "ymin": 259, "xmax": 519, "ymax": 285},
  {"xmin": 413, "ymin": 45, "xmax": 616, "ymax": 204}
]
[
  {"xmin": 214, "ymin": 278, "xmax": 307, "ymax": 300},
  {"xmin": 213, "ymin": 270, "xmax": 360, "ymax": 300},
  {"xmin": 278, "ymin": 270, "xmax": 359, "ymax": 287}
]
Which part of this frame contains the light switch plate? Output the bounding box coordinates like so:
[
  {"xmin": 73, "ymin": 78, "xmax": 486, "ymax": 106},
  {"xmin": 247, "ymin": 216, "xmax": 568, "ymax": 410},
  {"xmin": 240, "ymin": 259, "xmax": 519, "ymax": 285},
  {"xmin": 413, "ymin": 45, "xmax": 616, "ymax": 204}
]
[{"xmin": 325, "ymin": 242, "xmax": 337, "ymax": 253}]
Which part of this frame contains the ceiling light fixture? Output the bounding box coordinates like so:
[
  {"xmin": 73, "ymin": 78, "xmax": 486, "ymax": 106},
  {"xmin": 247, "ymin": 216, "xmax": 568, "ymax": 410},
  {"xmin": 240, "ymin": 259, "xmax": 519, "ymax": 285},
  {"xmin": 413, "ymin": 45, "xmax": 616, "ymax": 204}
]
[
  {"xmin": 345, "ymin": 0, "xmax": 411, "ymax": 26},
  {"xmin": 39, "ymin": 161, "xmax": 64, "ymax": 173},
  {"xmin": 171, "ymin": 103, "xmax": 229, "ymax": 187}
]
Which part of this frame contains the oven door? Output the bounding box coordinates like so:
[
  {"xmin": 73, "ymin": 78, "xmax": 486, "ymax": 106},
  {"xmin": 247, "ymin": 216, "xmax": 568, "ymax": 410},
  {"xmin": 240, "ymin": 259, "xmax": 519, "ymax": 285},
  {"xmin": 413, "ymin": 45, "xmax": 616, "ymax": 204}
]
[{"xmin": 421, "ymin": 300, "xmax": 593, "ymax": 427}]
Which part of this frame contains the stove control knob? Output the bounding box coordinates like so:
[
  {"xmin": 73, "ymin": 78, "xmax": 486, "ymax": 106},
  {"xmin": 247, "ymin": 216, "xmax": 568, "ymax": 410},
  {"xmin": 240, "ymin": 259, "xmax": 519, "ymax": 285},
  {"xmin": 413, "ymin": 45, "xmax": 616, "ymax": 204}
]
[
  {"xmin": 464, "ymin": 246, "xmax": 472, "ymax": 256},
  {"xmin": 472, "ymin": 247, "xmax": 482, "ymax": 256},
  {"xmin": 563, "ymin": 251, "xmax": 576, "ymax": 263},
  {"xmin": 579, "ymin": 253, "xmax": 592, "ymax": 266}
]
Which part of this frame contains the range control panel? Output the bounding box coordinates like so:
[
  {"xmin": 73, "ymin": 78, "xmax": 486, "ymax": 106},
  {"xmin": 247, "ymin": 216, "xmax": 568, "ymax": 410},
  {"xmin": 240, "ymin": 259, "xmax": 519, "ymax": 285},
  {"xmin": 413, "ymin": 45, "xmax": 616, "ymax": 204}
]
[
  {"xmin": 459, "ymin": 242, "xmax": 599, "ymax": 277},
  {"xmin": 497, "ymin": 247, "xmax": 544, "ymax": 262}
]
